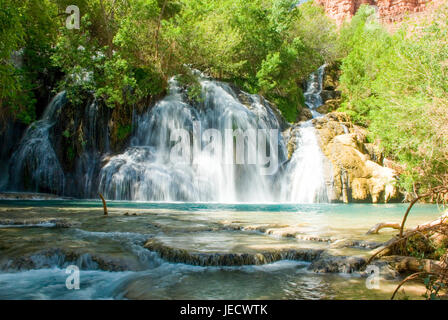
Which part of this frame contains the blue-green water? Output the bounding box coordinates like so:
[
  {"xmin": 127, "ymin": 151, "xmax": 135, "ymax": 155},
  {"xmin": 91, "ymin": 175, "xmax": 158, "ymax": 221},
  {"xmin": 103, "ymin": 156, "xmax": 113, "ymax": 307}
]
[{"xmin": 0, "ymin": 201, "xmax": 444, "ymax": 299}]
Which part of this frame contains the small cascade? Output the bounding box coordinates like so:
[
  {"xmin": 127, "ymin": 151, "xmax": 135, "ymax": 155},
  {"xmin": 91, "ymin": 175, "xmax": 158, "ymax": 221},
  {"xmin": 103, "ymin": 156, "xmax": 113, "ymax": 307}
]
[
  {"xmin": 71, "ymin": 100, "xmax": 109, "ymax": 198},
  {"xmin": 8, "ymin": 93, "xmax": 67, "ymax": 194},
  {"xmin": 304, "ymin": 64, "xmax": 326, "ymax": 117},
  {"xmin": 279, "ymin": 65, "xmax": 332, "ymax": 203}
]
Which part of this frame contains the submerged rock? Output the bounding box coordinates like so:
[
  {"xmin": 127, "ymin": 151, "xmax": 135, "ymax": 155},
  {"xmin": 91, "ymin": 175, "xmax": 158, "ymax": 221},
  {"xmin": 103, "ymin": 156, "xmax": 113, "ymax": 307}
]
[
  {"xmin": 0, "ymin": 248, "xmax": 140, "ymax": 272},
  {"xmin": 0, "ymin": 218, "xmax": 74, "ymax": 228},
  {"xmin": 0, "ymin": 192, "xmax": 68, "ymax": 200},
  {"xmin": 309, "ymin": 255, "xmax": 367, "ymax": 273}
]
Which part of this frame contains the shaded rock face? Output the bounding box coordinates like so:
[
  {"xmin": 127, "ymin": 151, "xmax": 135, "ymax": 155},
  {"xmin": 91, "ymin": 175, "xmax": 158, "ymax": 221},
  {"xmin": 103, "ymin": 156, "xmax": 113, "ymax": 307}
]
[
  {"xmin": 315, "ymin": 0, "xmax": 436, "ymax": 26},
  {"xmin": 298, "ymin": 107, "xmax": 314, "ymax": 122},
  {"xmin": 0, "ymin": 121, "xmax": 27, "ymax": 191},
  {"xmin": 376, "ymin": 0, "xmax": 435, "ymax": 24},
  {"xmin": 313, "ymin": 112, "xmax": 401, "ymax": 203}
]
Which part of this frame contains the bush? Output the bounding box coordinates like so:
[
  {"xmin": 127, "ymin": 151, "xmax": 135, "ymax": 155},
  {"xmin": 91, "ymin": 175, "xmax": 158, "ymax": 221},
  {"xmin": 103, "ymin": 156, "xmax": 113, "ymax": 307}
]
[{"xmin": 338, "ymin": 4, "xmax": 448, "ymax": 194}]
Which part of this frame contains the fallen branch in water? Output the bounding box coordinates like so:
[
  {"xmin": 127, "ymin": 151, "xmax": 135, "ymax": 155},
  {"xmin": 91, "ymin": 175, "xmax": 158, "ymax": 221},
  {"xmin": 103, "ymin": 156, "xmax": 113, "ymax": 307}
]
[
  {"xmin": 99, "ymin": 193, "xmax": 108, "ymax": 216},
  {"xmin": 366, "ymin": 218, "xmax": 447, "ymax": 265},
  {"xmin": 381, "ymin": 255, "xmax": 443, "ymax": 274},
  {"xmin": 367, "ymin": 222, "xmax": 401, "ymax": 234}
]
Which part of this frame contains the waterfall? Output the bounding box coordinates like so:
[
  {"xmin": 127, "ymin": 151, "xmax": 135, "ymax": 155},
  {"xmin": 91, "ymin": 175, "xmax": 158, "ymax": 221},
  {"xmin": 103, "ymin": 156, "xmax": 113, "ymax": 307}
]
[
  {"xmin": 98, "ymin": 78, "xmax": 288, "ymax": 202},
  {"xmin": 279, "ymin": 65, "xmax": 332, "ymax": 203},
  {"xmin": 8, "ymin": 92, "xmax": 67, "ymax": 194},
  {"xmin": 5, "ymin": 67, "xmax": 333, "ymax": 203}
]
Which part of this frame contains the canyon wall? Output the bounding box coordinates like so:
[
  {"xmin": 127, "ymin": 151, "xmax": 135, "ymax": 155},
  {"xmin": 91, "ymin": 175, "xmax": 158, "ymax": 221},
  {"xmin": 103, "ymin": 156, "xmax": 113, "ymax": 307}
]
[{"xmin": 315, "ymin": 0, "xmax": 437, "ymax": 26}]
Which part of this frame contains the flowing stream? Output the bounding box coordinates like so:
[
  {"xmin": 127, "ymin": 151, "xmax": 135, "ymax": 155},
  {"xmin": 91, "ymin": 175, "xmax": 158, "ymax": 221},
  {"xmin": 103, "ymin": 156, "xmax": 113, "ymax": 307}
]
[{"xmin": 0, "ymin": 200, "xmax": 441, "ymax": 299}]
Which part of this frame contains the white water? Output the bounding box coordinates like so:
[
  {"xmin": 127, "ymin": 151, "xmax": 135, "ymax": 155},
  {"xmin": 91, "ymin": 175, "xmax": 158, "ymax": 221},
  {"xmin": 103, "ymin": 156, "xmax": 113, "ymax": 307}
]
[
  {"xmin": 8, "ymin": 92, "xmax": 66, "ymax": 194},
  {"xmin": 6, "ymin": 67, "xmax": 332, "ymax": 203},
  {"xmin": 99, "ymin": 78, "xmax": 287, "ymax": 202},
  {"xmin": 280, "ymin": 65, "xmax": 331, "ymax": 203}
]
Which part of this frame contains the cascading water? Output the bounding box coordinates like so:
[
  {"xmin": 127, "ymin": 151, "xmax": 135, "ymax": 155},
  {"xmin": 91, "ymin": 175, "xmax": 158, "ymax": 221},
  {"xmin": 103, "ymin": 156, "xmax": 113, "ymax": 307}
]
[
  {"xmin": 304, "ymin": 64, "xmax": 326, "ymax": 117},
  {"xmin": 5, "ymin": 67, "xmax": 332, "ymax": 203},
  {"xmin": 8, "ymin": 92, "xmax": 67, "ymax": 194},
  {"xmin": 99, "ymin": 77, "xmax": 288, "ymax": 202},
  {"xmin": 279, "ymin": 65, "xmax": 332, "ymax": 203}
]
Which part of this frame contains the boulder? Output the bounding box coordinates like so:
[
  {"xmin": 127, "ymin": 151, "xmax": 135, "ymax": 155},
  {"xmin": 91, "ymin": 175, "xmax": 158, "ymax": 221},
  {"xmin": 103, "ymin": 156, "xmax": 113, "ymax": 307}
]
[
  {"xmin": 364, "ymin": 143, "xmax": 384, "ymax": 164},
  {"xmin": 316, "ymin": 98, "xmax": 340, "ymax": 114},
  {"xmin": 298, "ymin": 107, "xmax": 313, "ymax": 122},
  {"xmin": 321, "ymin": 90, "xmax": 341, "ymax": 102},
  {"xmin": 315, "ymin": 112, "xmax": 401, "ymax": 203}
]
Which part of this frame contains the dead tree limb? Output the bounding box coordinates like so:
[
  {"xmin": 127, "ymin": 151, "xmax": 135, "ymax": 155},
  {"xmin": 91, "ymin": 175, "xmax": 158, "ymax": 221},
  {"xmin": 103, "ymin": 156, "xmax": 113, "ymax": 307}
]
[
  {"xmin": 367, "ymin": 222, "xmax": 401, "ymax": 234},
  {"xmin": 366, "ymin": 216, "xmax": 448, "ymax": 265},
  {"xmin": 381, "ymin": 255, "xmax": 443, "ymax": 273},
  {"xmin": 99, "ymin": 193, "xmax": 108, "ymax": 216}
]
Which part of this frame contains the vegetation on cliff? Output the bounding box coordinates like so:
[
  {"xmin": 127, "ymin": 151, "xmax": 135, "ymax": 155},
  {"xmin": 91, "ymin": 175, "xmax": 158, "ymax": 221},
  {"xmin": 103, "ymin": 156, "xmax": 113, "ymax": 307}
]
[
  {"xmin": 0, "ymin": 0, "xmax": 337, "ymax": 128},
  {"xmin": 337, "ymin": 4, "xmax": 448, "ymax": 195}
]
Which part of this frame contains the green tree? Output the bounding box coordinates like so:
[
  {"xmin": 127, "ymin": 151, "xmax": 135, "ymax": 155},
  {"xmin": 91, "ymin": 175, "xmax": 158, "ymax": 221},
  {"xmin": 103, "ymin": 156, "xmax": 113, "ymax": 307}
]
[{"xmin": 338, "ymin": 4, "xmax": 448, "ymax": 193}]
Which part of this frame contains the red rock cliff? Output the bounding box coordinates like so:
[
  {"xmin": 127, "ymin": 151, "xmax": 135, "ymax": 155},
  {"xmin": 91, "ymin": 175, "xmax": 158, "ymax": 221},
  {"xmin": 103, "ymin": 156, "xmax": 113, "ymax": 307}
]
[{"xmin": 315, "ymin": 0, "xmax": 436, "ymax": 26}]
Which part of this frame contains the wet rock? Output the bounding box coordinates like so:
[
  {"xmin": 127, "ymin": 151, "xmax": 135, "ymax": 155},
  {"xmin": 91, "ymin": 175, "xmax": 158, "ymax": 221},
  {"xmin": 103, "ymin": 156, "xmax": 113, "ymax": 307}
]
[
  {"xmin": 0, "ymin": 218, "xmax": 74, "ymax": 228},
  {"xmin": 321, "ymin": 90, "xmax": 341, "ymax": 102},
  {"xmin": 298, "ymin": 108, "xmax": 313, "ymax": 122},
  {"xmin": 362, "ymin": 260, "xmax": 401, "ymax": 280},
  {"xmin": 144, "ymin": 239, "xmax": 324, "ymax": 266},
  {"xmin": 316, "ymin": 99, "xmax": 340, "ymax": 114},
  {"xmin": 309, "ymin": 255, "xmax": 367, "ymax": 273},
  {"xmin": 0, "ymin": 192, "xmax": 70, "ymax": 200},
  {"xmin": 330, "ymin": 239, "xmax": 383, "ymax": 249},
  {"xmin": 0, "ymin": 248, "xmax": 139, "ymax": 272}
]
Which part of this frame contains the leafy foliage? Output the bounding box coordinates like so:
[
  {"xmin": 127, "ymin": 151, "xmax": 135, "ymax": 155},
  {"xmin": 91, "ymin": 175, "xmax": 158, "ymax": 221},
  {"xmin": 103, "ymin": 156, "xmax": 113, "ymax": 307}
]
[
  {"xmin": 171, "ymin": 0, "xmax": 338, "ymax": 121},
  {"xmin": 0, "ymin": 0, "xmax": 58, "ymax": 126},
  {"xmin": 338, "ymin": 4, "xmax": 448, "ymax": 193}
]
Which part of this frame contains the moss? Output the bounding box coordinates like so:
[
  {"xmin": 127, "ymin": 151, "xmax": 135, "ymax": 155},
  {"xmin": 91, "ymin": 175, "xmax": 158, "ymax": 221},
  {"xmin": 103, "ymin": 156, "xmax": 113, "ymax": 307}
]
[
  {"xmin": 66, "ymin": 146, "xmax": 75, "ymax": 161},
  {"xmin": 117, "ymin": 124, "xmax": 132, "ymax": 141}
]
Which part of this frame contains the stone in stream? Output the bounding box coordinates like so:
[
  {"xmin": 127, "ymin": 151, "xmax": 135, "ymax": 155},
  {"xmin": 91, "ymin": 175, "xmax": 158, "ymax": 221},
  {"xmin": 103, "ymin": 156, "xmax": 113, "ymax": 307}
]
[
  {"xmin": 330, "ymin": 239, "xmax": 383, "ymax": 250},
  {"xmin": 308, "ymin": 255, "xmax": 367, "ymax": 273},
  {"xmin": 144, "ymin": 239, "xmax": 324, "ymax": 267},
  {"xmin": 144, "ymin": 238, "xmax": 372, "ymax": 273},
  {"xmin": 0, "ymin": 248, "xmax": 141, "ymax": 272},
  {"xmin": 0, "ymin": 218, "xmax": 74, "ymax": 228}
]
